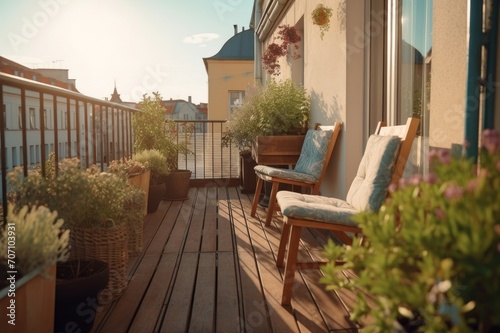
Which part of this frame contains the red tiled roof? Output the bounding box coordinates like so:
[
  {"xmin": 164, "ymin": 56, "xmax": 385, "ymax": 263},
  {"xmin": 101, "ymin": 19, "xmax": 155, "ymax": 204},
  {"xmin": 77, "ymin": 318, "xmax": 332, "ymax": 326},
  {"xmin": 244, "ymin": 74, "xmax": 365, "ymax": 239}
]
[{"xmin": 0, "ymin": 56, "xmax": 79, "ymax": 93}]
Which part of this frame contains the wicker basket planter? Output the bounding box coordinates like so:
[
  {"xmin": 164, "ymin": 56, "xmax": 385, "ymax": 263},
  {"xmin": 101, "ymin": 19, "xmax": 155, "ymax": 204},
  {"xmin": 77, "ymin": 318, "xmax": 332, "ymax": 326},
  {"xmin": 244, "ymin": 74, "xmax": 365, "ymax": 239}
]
[
  {"xmin": 69, "ymin": 223, "xmax": 128, "ymax": 302},
  {"xmin": 125, "ymin": 201, "xmax": 144, "ymax": 254}
]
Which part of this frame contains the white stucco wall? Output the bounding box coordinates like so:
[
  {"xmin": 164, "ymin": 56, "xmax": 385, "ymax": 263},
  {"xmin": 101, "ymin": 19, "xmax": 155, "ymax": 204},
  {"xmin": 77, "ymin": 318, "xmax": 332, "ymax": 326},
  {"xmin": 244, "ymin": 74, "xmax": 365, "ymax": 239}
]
[
  {"xmin": 429, "ymin": 0, "xmax": 468, "ymax": 149},
  {"xmin": 258, "ymin": 0, "xmax": 368, "ymax": 198}
]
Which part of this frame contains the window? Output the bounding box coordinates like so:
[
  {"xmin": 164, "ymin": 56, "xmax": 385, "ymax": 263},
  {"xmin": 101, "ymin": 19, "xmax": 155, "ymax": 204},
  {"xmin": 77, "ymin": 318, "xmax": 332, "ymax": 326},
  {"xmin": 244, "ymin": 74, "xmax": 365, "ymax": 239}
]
[
  {"xmin": 29, "ymin": 145, "xmax": 34, "ymax": 165},
  {"xmin": 18, "ymin": 106, "xmax": 23, "ymax": 129},
  {"xmin": 12, "ymin": 147, "xmax": 17, "ymax": 167},
  {"xmin": 29, "ymin": 107, "xmax": 36, "ymax": 129},
  {"xmin": 2, "ymin": 104, "xmax": 6, "ymax": 129},
  {"xmin": 386, "ymin": 0, "xmax": 433, "ymax": 175},
  {"xmin": 228, "ymin": 91, "xmax": 245, "ymax": 115},
  {"xmin": 43, "ymin": 109, "xmax": 50, "ymax": 129}
]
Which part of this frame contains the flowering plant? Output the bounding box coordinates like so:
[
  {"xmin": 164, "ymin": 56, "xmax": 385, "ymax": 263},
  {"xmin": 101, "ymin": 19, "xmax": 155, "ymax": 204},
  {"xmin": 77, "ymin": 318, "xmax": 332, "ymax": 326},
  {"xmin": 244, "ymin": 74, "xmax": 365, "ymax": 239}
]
[
  {"xmin": 321, "ymin": 129, "xmax": 500, "ymax": 332},
  {"xmin": 8, "ymin": 154, "xmax": 139, "ymax": 229},
  {"xmin": 107, "ymin": 158, "xmax": 146, "ymax": 179},
  {"xmin": 262, "ymin": 24, "xmax": 301, "ymax": 76},
  {"xmin": 311, "ymin": 3, "xmax": 333, "ymax": 40},
  {"xmin": 0, "ymin": 204, "xmax": 70, "ymax": 276}
]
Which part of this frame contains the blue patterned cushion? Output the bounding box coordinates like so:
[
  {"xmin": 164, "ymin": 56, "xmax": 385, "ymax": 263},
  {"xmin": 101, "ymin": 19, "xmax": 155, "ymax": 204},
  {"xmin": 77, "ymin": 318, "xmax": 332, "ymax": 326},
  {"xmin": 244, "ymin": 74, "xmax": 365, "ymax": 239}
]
[
  {"xmin": 276, "ymin": 191, "xmax": 359, "ymax": 226},
  {"xmin": 346, "ymin": 135, "xmax": 401, "ymax": 212},
  {"xmin": 293, "ymin": 129, "xmax": 333, "ymax": 179},
  {"xmin": 254, "ymin": 165, "xmax": 317, "ymax": 184}
]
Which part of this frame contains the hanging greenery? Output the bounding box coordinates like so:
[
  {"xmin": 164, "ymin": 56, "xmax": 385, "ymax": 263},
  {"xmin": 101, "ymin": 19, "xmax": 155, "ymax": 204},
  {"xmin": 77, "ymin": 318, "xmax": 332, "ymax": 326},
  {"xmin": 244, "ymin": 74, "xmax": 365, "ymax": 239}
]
[{"xmin": 311, "ymin": 3, "xmax": 333, "ymax": 40}]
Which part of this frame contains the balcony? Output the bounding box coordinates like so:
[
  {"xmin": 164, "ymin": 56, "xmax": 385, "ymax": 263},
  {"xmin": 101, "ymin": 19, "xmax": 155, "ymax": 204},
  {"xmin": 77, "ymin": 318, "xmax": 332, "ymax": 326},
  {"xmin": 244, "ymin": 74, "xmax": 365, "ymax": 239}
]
[
  {"xmin": 0, "ymin": 72, "xmax": 241, "ymax": 212},
  {"xmin": 90, "ymin": 187, "xmax": 359, "ymax": 333},
  {"xmin": 0, "ymin": 72, "xmax": 357, "ymax": 332}
]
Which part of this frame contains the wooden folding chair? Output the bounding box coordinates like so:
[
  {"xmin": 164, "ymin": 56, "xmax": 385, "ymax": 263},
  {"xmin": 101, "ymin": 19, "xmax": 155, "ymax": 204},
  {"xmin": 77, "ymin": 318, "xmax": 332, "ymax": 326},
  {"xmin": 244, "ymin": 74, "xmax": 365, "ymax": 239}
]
[
  {"xmin": 275, "ymin": 117, "xmax": 420, "ymax": 305},
  {"xmin": 250, "ymin": 121, "xmax": 342, "ymax": 226}
]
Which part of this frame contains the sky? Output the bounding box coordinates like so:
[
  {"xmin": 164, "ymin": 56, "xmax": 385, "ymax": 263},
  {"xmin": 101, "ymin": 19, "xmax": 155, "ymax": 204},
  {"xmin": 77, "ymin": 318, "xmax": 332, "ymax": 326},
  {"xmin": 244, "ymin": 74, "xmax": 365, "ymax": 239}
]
[{"xmin": 0, "ymin": 0, "xmax": 254, "ymax": 104}]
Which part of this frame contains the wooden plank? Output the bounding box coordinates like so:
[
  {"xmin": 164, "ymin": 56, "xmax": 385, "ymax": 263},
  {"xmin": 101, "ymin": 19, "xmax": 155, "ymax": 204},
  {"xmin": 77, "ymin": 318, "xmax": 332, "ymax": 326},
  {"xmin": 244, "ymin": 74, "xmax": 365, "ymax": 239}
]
[
  {"xmin": 160, "ymin": 253, "xmax": 199, "ymax": 332},
  {"xmin": 201, "ymin": 187, "xmax": 217, "ymax": 252},
  {"xmin": 96, "ymin": 255, "xmax": 160, "ymax": 333},
  {"xmin": 189, "ymin": 252, "xmax": 216, "ymax": 332},
  {"xmin": 164, "ymin": 194, "xmax": 195, "ymax": 254},
  {"xmin": 127, "ymin": 253, "xmax": 178, "ymax": 333},
  {"xmin": 301, "ymin": 270, "xmax": 358, "ymax": 332},
  {"xmin": 184, "ymin": 188, "xmax": 206, "ymax": 252},
  {"xmin": 216, "ymin": 252, "xmax": 240, "ymax": 332},
  {"xmin": 239, "ymin": 190, "xmax": 331, "ymax": 332},
  {"xmin": 218, "ymin": 187, "xmax": 234, "ymax": 252},
  {"xmin": 149, "ymin": 200, "xmax": 183, "ymax": 254},
  {"xmin": 237, "ymin": 249, "xmax": 274, "ymax": 333}
]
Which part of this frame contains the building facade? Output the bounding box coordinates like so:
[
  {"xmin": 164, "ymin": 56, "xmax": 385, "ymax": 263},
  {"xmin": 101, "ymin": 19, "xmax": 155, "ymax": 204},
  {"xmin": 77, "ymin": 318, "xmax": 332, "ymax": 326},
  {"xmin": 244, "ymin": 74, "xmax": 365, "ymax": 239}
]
[
  {"xmin": 251, "ymin": 0, "xmax": 499, "ymax": 198},
  {"xmin": 204, "ymin": 26, "xmax": 255, "ymax": 123}
]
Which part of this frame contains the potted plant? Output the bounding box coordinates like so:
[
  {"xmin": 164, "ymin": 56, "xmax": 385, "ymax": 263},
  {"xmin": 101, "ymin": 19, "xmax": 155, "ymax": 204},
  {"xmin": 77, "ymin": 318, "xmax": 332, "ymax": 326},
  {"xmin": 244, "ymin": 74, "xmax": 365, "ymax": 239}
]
[
  {"xmin": 223, "ymin": 79, "xmax": 310, "ymax": 196},
  {"xmin": 7, "ymin": 154, "xmax": 140, "ymax": 301},
  {"xmin": 262, "ymin": 24, "xmax": 302, "ymax": 76},
  {"xmin": 54, "ymin": 259, "xmax": 109, "ymax": 333},
  {"xmin": 0, "ymin": 204, "xmax": 70, "ymax": 333},
  {"xmin": 311, "ymin": 3, "xmax": 333, "ymax": 39},
  {"xmin": 224, "ymin": 79, "xmax": 310, "ymax": 163},
  {"xmin": 107, "ymin": 158, "xmax": 148, "ymax": 252},
  {"xmin": 133, "ymin": 149, "xmax": 170, "ymax": 213},
  {"xmin": 132, "ymin": 92, "xmax": 192, "ymax": 202},
  {"xmin": 320, "ymin": 129, "xmax": 500, "ymax": 332}
]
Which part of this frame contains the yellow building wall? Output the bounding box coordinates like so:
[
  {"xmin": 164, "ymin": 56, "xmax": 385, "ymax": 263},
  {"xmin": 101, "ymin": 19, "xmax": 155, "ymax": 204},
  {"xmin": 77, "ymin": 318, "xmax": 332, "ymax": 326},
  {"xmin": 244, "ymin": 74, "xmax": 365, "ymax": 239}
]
[{"xmin": 206, "ymin": 59, "xmax": 254, "ymax": 122}]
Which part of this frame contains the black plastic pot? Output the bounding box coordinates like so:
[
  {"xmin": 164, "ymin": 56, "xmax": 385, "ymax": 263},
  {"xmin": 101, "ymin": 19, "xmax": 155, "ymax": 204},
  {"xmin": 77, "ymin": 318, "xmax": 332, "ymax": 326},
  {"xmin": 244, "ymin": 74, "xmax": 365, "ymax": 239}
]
[
  {"xmin": 147, "ymin": 182, "xmax": 166, "ymax": 213},
  {"xmin": 54, "ymin": 259, "xmax": 109, "ymax": 333}
]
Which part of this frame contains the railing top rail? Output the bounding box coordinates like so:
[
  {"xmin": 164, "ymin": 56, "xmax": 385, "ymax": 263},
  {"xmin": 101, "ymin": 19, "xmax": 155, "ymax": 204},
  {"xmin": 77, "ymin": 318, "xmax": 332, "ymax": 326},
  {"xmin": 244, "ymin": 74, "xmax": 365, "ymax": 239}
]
[
  {"xmin": 0, "ymin": 72, "xmax": 139, "ymax": 113},
  {"xmin": 173, "ymin": 119, "xmax": 227, "ymax": 124}
]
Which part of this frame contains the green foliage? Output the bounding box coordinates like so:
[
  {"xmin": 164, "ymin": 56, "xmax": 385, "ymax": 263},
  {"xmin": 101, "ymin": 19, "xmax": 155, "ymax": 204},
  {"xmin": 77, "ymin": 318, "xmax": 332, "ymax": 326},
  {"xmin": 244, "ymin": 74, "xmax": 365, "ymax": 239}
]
[
  {"xmin": 107, "ymin": 158, "xmax": 146, "ymax": 179},
  {"xmin": 132, "ymin": 92, "xmax": 191, "ymax": 171},
  {"xmin": 321, "ymin": 129, "xmax": 500, "ymax": 332},
  {"xmin": 132, "ymin": 149, "xmax": 169, "ymax": 184},
  {"xmin": 223, "ymin": 79, "xmax": 310, "ymax": 151},
  {"xmin": 0, "ymin": 204, "xmax": 70, "ymax": 275},
  {"xmin": 8, "ymin": 153, "xmax": 140, "ymax": 229}
]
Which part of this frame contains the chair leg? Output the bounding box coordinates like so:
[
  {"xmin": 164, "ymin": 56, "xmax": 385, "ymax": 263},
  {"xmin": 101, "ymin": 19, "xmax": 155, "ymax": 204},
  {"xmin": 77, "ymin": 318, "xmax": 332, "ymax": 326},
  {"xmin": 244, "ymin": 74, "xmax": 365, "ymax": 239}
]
[
  {"xmin": 251, "ymin": 177, "xmax": 263, "ymax": 217},
  {"xmin": 276, "ymin": 222, "xmax": 290, "ymax": 268},
  {"xmin": 281, "ymin": 225, "xmax": 302, "ymax": 306},
  {"xmin": 265, "ymin": 181, "xmax": 280, "ymax": 226}
]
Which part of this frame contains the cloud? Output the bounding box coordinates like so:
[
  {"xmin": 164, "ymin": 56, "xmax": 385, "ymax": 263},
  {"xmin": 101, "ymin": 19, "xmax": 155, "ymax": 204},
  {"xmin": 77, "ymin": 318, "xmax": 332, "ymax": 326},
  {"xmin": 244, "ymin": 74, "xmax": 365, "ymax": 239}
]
[{"xmin": 183, "ymin": 33, "xmax": 219, "ymax": 44}]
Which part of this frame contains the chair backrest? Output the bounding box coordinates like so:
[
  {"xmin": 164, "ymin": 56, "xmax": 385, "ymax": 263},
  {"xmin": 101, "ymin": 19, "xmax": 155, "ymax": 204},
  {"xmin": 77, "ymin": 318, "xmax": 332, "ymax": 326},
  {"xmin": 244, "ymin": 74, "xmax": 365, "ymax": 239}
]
[
  {"xmin": 375, "ymin": 117, "xmax": 420, "ymax": 185},
  {"xmin": 314, "ymin": 121, "xmax": 342, "ymax": 190},
  {"xmin": 293, "ymin": 121, "xmax": 342, "ymax": 192},
  {"xmin": 346, "ymin": 117, "xmax": 419, "ymax": 212}
]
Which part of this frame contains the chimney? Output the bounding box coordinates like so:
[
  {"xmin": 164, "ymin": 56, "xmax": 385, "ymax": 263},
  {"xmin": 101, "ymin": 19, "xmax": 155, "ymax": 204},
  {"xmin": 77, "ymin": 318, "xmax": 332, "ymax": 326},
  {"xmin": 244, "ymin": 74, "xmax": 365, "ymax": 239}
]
[
  {"xmin": 188, "ymin": 96, "xmax": 192, "ymax": 103},
  {"xmin": 233, "ymin": 24, "xmax": 238, "ymax": 35}
]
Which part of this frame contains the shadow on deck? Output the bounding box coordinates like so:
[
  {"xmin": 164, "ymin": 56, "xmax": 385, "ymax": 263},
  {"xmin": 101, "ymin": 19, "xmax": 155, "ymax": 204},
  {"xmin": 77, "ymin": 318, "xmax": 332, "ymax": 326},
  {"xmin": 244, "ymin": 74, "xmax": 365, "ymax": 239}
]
[{"xmin": 91, "ymin": 186, "xmax": 360, "ymax": 333}]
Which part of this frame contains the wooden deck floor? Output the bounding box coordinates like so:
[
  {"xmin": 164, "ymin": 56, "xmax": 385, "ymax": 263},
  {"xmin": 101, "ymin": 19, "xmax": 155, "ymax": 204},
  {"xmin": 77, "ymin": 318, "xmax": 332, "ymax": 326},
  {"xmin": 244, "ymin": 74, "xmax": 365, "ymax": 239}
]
[{"xmin": 91, "ymin": 186, "xmax": 360, "ymax": 333}]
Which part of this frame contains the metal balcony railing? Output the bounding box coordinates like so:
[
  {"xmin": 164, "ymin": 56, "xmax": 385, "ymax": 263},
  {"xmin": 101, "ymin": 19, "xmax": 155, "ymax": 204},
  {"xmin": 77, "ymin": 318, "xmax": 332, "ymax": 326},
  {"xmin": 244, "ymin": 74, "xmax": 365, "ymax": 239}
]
[{"xmin": 0, "ymin": 72, "xmax": 242, "ymax": 222}]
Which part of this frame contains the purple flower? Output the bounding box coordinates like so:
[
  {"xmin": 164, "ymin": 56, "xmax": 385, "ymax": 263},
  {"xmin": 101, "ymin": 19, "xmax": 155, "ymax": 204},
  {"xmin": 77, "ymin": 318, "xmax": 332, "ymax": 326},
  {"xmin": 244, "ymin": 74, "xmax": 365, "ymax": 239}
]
[
  {"xmin": 482, "ymin": 129, "xmax": 500, "ymax": 154},
  {"xmin": 409, "ymin": 174, "xmax": 423, "ymax": 186},
  {"xmin": 388, "ymin": 183, "xmax": 398, "ymax": 193},
  {"xmin": 424, "ymin": 173, "xmax": 438, "ymax": 184},
  {"xmin": 427, "ymin": 148, "xmax": 452, "ymax": 165},
  {"xmin": 496, "ymin": 161, "xmax": 500, "ymax": 172},
  {"xmin": 435, "ymin": 207, "xmax": 445, "ymax": 220},
  {"xmin": 438, "ymin": 149, "xmax": 451, "ymax": 165},
  {"xmin": 444, "ymin": 183, "xmax": 464, "ymax": 200},
  {"xmin": 466, "ymin": 178, "xmax": 480, "ymax": 192}
]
